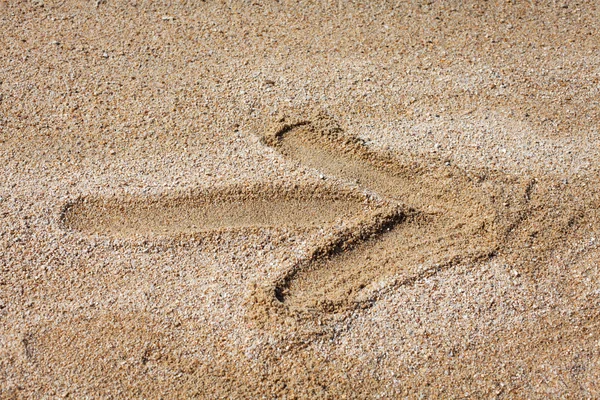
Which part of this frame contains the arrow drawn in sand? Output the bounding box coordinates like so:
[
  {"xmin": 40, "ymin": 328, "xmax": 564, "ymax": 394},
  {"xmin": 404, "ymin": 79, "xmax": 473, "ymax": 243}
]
[{"xmin": 61, "ymin": 112, "xmax": 527, "ymax": 323}]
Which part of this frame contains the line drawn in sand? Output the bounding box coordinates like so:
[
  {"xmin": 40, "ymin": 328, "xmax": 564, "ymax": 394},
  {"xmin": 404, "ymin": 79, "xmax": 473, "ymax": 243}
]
[{"xmin": 61, "ymin": 184, "xmax": 377, "ymax": 238}]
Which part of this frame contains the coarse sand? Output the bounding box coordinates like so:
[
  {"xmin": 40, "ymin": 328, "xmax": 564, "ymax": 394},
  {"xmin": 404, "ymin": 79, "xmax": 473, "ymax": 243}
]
[{"xmin": 1, "ymin": 0, "xmax": 600, "ymax": 398}]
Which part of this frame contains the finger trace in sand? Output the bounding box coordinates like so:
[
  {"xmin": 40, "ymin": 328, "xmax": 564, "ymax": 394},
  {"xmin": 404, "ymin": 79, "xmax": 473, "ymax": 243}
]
[
  {"xmin": 61, "ymin": 185, "xmax": 371, "ymax": 238},
  {"xmin": 262, "ymin": 115, "xmax": 501, "ymax": 313}
]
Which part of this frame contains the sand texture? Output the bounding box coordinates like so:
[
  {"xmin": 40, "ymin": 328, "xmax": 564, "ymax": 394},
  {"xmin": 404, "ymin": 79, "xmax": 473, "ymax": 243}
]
[{"xmin": 2, "ymin": 1, "xmax": 600, "ymax": 398}]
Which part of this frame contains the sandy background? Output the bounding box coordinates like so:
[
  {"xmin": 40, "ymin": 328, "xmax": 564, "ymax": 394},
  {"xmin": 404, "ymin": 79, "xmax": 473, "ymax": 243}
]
[{"xmin": 1, "ymin": 0, "xmax": 600, "ymax": 398}]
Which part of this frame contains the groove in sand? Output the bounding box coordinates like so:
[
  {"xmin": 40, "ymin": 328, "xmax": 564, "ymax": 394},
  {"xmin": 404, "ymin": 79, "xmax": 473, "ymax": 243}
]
[{"xmin": 61, "ymin": 186, "xmax": 371, "ymax": 238}]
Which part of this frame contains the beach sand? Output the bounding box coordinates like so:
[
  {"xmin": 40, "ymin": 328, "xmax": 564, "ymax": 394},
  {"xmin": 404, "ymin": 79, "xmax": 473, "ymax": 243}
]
[{"xmin": 1, "ymin": 1, "xmax": 600, "ymax": 397}]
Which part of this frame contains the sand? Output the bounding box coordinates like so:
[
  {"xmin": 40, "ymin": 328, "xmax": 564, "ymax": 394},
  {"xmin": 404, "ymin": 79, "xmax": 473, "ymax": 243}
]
[{"xmin": 1, "ymin": 0, "xmax": 600, "ymax": 398}]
